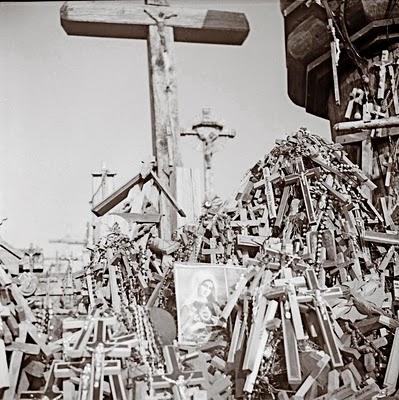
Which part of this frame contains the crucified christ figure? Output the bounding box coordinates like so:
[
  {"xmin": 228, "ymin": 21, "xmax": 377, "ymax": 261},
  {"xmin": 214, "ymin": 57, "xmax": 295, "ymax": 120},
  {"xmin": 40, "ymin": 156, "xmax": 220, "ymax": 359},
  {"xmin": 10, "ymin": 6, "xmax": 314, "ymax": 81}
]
[
  {"xmin": 144, "ymin": 9, "xmax": 177, "ymax": 48},
  {"xmin": 161, "ymin": 373, "xmax": 194, "ymax": 400}
]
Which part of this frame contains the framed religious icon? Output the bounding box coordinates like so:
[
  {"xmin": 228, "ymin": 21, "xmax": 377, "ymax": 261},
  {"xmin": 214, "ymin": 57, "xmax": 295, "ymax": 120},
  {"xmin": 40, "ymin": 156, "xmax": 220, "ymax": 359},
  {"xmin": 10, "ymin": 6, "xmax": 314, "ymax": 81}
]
[{"xmin": 174, "ymin": 262, "xmax": 245, "ymax": 345}]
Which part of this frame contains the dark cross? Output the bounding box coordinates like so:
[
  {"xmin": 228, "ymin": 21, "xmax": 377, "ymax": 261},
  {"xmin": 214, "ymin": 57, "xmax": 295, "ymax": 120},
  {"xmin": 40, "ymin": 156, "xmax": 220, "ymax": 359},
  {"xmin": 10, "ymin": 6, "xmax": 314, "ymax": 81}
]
[
  {"xmin": 65, "ymin": 311, "xmax": 98, "ymax": 358},
  {"xmin": 19, "ymin": 362, "xmax": 62, "ymax": 400},
  {"xmin": 284, "ymin": 157, "xmax": 320, "ymax": 225},
  {"xmin": 272, "ymin": 267, "xmax": 307, "ymax": 386},
  {"xmin": 65, "ymin": 313, "xmax": 136, "ymax": 358},
  {"xmin": 323, "ymin": 252, "xmax": 352, "ymax": 282},
  {"xmin": 201, "ymin": 237, "xmax": 224, "ymax": 264},
  {"xmin": 275, "ymin": 185, "xmax": 291, "ymax": 228},
  {"xmin": 87, "ymin": 318, "xmax": 108, "ymax": 348},
  {"xmin": 22, "ymin": 244, "xmax": 43, "ymax": 272},
  {"xmin": 297, "ymin": 268, "xmax": 344, "ymax": 368},
  {"xmin": 61, "ymin": 1, "xmax": 249, "ymax": 240},
  {"xmin": 91, "ymin": 162, "xmax": 117, "ymax": 205},
  {"xmin": 153, "ymin": 345, "xmax": 204, "ymax": 390},
  {"xmin": 181, "ymin": 108, "xmax": 236, "ymax": 202},
  {"xmin": 91, "ymin": 163, "xmax": 117, "ymax": 244},
  {"xmin": 54, "ymin": 359, "xmax": 123, "ymax": 400},
  {"xmin": 231, "ymin": 206, "xmax": 262, "ymax": 260},
  {"xmin": 263, "ymin": 166, "xmax": 277, "ymax": 219}
]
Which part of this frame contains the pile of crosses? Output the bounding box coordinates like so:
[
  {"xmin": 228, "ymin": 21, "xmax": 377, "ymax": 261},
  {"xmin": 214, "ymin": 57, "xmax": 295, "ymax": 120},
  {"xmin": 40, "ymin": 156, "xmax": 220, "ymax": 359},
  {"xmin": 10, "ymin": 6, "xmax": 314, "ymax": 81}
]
[
  {"xmin": 1, "ymin": 128, "xmax": 399, "ymax": 399},
  {"xmin": 194, "ymin": 129, "xmax": 399, "ymax": 399}
]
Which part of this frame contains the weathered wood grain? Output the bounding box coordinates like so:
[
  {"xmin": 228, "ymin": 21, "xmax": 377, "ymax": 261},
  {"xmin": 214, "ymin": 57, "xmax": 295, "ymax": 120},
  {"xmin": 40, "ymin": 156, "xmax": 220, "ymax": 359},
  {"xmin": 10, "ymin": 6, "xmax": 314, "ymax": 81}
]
[{"xmin": 61, "ymin": 2, "xmax": 249, "ymax": 45}]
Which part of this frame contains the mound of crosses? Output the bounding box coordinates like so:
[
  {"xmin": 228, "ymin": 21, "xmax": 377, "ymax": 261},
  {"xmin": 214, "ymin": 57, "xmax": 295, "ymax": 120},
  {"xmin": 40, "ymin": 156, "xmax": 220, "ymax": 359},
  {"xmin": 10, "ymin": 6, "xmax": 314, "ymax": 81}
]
[{"xmin": 1, "ymin": 128, "xmax": 399, "ymax": 399}]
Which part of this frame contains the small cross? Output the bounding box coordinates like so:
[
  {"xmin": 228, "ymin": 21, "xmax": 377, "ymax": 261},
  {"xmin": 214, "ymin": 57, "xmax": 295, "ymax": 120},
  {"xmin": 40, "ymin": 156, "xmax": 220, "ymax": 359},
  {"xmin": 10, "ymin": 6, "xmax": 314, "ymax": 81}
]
[
  {"xmin": 19, "ymin": 362, "xmax": 62, "ymax": 400},
  {"xmin": 181, "ymin": 108, "xmax": 236, "ymax": 203},
  {"xmin": 297, "ymin": 268, "xmax": 344, "ymax": 368},
  {"xmin": 273, "ymin": 267, "xmax": 307, "ymax": 340},
  {"xmin": 153, "ymin": 345, "xmax": 204, "ymax": 391},
  {"xmin": 271, "ymin": 267, "xmax": 307, "ymax": 386},
  {"xmin": 284, "ymin": 157, "xmax": 320, "ymax": 225}
]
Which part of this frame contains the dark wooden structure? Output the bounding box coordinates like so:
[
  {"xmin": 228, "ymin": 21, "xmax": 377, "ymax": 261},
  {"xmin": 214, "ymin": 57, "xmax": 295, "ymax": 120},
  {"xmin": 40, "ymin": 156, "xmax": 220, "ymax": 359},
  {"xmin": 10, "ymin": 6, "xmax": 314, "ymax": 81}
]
[
  {"xmin": 281, "ymin": 0, "xmax": 399, "ymax": 122},
  {"xmin": 280, "ymin": 0, "xmax": 399, "ymax": 205}
]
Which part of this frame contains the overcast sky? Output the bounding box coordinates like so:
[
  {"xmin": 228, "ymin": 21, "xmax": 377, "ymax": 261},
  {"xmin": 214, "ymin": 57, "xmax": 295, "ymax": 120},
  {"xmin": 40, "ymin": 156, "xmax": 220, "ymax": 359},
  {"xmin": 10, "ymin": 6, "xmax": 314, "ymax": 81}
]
[{"xmin": 0, "ymin": 1, "xmax": 329, "ymax": 255}]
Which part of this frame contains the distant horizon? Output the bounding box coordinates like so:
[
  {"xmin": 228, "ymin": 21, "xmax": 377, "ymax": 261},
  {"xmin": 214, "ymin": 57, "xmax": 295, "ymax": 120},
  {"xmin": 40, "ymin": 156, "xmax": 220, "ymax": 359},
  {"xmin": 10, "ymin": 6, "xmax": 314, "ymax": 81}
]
[{"xmin": 0, "ymin": 1, "xmax": 329, "ymax": 258}]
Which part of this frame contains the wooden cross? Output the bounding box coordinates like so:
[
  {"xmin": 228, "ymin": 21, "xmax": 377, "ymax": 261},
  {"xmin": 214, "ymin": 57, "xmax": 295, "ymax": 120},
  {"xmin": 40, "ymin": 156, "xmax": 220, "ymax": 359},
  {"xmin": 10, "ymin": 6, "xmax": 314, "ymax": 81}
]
[
  {"xmin": 62, "ymin": 315, "xmax": 136, "ymax": 399},
  {"xmin": 297, "ymin": 268, "xmax": 344, "ymax": 368},
  {"xmin": 64, "ymin": 311, "xmax": 99, "ymax": 358},
  {"xmin": 323, "ymin": 252, "xmax": 351, "ymax": 282},
  {"xmin": 271, "ymin": 268, "xmax": 307, "ymax": 386},
  {"xmin": 201, "ymin": 237, "xmax": 224, "ymax": 264},
  {"xmin": 64, "ymin": 313, "xmax": 135, "ymax": 359},
  {"xmin": 284, "ymin": 157, "xmax": 319, "ymax": 225},
  {"xmin": 3, "ymin": 320, "xmax": 56, "ymax": 400},
  {"xmin": 263, "ymin": 166, "xmax": 277, "ymax": 219},
  {"xmin": 329, "ymin": 19, "xmax": 340, "ymax": 105},
  {"xmin": 231, "ymin": 206, "xmax": 263, "ymax": 260},
  {"xmin": 291, "ymin": 352, "xmax": 330, "ymax": 400},
  {"xmin": 181, "ymin": 108, "xmax": 236, "ymax": 202},
  {"xmin": 280, "ymin": 299, "xmax": 302, "ymax": 387},
  {"xmin": 54, "ymin": 357, "xmax": 124, "ymax": 400},
  {"xmin": 275, "ymin": 185, "xmax": 291, "ymax": 228},
  {"xmin": 321, "ymin": 0, "xmax": 340, "ymax": 105},
  {"xmin": 0, "ymin": 338, "xmax": 9, "ymax": 389},
  {"xmin": 19, "ymin": 362, "xmax": 62, "ymax": 400},
  {"xmin": 243, "ymin": 299, "xmax": 278, "ymax": 393},
  {"xmin": 273, "ymin": 267, "xmax": 307, "ymax": 341},
  {"xmin": 153, "ymin": 345, "xmax": 204, "ymax": 391},
  {"xmin": 91, "ymin": 162, "xmax": 117, "ymax": 204},
  {"xmin": 374, "ymin": 50, "xmax": 391, "ymax": 100},
  {"xmin": 61, "ymin": 1, "xmax": 249, "ymax": 239}
]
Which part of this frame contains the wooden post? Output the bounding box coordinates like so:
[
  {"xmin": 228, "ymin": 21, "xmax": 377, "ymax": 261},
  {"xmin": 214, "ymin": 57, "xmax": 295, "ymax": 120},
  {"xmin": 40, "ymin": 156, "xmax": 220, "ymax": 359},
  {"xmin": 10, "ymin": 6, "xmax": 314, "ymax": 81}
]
[{"xmin": 147, "ymin": 16, "xmax": 181, "ymax": 238}]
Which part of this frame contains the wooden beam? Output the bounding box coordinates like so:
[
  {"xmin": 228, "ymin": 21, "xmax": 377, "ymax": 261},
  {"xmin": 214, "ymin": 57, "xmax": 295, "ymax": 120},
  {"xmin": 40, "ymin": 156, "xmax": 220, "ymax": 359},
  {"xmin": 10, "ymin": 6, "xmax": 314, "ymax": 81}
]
[
  {"xmin": 92, "ymin": 173, "xmax": 149, "ymax": 217},
  {"xmin": 110, "ymin": 212, "xmax": 161, "ymax": 223},
  {"xmin": 334, "ymin": 116, "xmax": 399, "ymax": 133},
  {"xmin": 61, "ymin": 2, "xmax": 249, "ymax": 45},
  {"xmin": 362, "ymin": 230, "xmax": 399, "ymax": 245}
]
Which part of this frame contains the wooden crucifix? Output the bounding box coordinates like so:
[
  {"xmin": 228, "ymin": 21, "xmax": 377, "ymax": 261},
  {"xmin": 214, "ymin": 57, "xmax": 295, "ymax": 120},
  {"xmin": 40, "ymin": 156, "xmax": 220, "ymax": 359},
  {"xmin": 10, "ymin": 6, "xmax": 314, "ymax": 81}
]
[
  {"xmin": 181, "ymin": 108, "xmax": 236, "ymax": 203},
  {"xmin": 152, "ymin": 345, "xmax": 204, "ymax": 394},
  {"xmin": 284, "ymin": 157, "xmax": 320, "ymax": 225},
  {"xmin": 297, "ymin": 268, "xmax": 344, "ymax": 368},
  {"xmin": 271, "ymin": 267, "xmax": 307, "ymax": 386},
  {"xmin": 61, "ymin": 1, "xmax": 249, "ymax": 239}
]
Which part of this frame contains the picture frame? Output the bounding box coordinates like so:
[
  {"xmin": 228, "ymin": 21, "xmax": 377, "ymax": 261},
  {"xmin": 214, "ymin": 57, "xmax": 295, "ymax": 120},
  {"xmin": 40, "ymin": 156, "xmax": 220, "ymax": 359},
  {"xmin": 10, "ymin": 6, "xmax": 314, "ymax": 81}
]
[{"xmin": 174, "ymin": 262, "xmax": 246, "ymax": 345}]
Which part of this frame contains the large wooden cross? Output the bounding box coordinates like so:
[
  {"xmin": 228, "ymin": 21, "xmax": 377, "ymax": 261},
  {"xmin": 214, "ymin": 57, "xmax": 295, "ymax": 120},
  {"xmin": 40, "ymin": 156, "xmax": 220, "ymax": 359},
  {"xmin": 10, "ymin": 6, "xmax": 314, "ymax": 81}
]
[{"xmin": 61, "ymin": 1, "xmax": 249, "ymax": 239}]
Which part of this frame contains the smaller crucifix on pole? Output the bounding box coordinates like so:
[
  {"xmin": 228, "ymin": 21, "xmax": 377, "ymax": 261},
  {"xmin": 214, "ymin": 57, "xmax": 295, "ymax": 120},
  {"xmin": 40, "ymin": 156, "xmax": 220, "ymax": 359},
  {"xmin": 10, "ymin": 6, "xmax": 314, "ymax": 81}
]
[
  {"xmin": 91, "ymin": 162, "xmax": 117, "ymax": 206},
  {"xmin": 181, "ymin": 108, "xmax": 236, "ymax": 204},
  {"xmin": 90, "ymin": 162, "xmax": 117, "ymax": 244}
]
